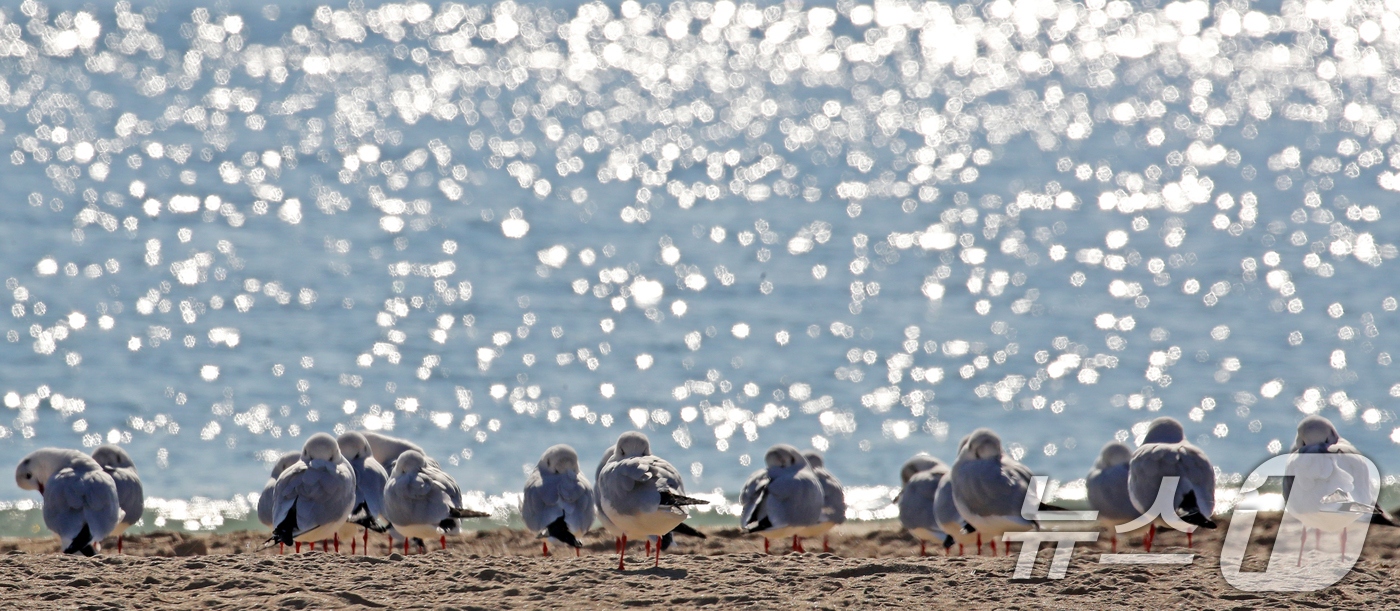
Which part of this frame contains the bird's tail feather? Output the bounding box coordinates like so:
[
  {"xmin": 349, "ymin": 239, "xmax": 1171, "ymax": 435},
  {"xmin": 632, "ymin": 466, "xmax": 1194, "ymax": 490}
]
[{"xmin": 660, "ymin": 490, "xmax": 709, "ymax": 507}]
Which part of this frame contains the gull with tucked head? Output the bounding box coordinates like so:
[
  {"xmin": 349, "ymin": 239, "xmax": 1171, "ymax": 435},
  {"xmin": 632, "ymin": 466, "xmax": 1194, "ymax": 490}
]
[
  {"xmin": 522, "ymin": 444, "xmax": 595, "ymax": 557},
  {"xmin": 1086, "ymin": 441, "xmax": 1136, "ymax": 553},
  {"xmin": 16, "ymin": 448, "xmax": 122, "ymax": 556},
  {"xmin": 90, "ymin": 445, "xmax": 144, "ymax": 554},
  {"xmin": 598, "ymin": 431, "xmax": 708, "ymax": 569},
  {"xmin": 337, "ymin": 431, "xmax": 391, "ymax": 554},
  {"xmin": 1284, "ymin": 414, "xmax": 1396, "ymax": 564},
  {"xmin": 950, "ymin": 428, "xmax": 1049, "ymax": 556},
  {"xmin": 383, "ymin": 450, "xmax": 490, "ymax": 553},
  {"xmin": 796, "ymin": 450, "xmax": 846, "ymax": 553},
  {"xmin": 1125, "ymin": 417, "xmax": 1217, "ymax": 552},
  {"xmin": 740, "ymin": 444, "xmax": 823, "ymax": 553},
  {"xmin": 897, "ymin": 453, "xmax": 952, "ymax": 556},
  {"xmin": 265, "ymin": 433, "xmax": 357, "ymax": 552}
]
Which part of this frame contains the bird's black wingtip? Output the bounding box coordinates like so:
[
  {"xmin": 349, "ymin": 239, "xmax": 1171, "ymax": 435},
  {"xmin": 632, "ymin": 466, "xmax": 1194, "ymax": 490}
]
[
  {"xmin": 544, "ymin": 516, "xmax": 583, "ymax": 549},
  {"xmin": 671, "ymin": 522, "xmax": 706, "ymax": 539}
]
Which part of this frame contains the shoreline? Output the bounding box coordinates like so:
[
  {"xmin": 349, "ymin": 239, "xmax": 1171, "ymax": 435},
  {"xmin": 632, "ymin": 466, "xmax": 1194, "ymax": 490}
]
[{"xmin": 0, "ymin": 514, "xmax": 1396, "ymax": 609}]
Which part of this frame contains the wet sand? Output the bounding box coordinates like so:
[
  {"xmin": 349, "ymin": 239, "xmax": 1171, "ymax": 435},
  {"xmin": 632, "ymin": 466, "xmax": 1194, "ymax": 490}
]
[{"xmin": 0, "ymin": 515, "xmax": 1396, "ymax": 610}]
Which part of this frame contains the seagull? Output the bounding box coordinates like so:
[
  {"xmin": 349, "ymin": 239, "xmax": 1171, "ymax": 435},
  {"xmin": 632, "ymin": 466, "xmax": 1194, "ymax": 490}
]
[
  {"xmin": 797, "ymin": 450, "xmax": 846, "ymax": 553},
  {"xmin": 934, "ymin": 473, "xmax": 978, "ymax": 555},
  {"xmin": 951, "ymin": 428, "xmax": 1049, "ymax": 556},
  {"xmin": 382, "ymin": 450, "xmax": 490, "ymax": 553},
  {"xmin": 598, "ymin": 431, "xmax": 707, "ymax": 569},
  {"xmin": 522, "ymin": 444, "xmax": 595, "ymax": 557},
  {"xmin": 1127, "ymin": 417, "xmax": 1217, "ymax": 551},
  {"xmin": 15, "ymin": 448, "xmax": 122, "ymax": 556},
  {"xmin": 265, "ymin": 433, "xmax": 357, "ymax": 553},
  {"xmin": 1086, "ymin": 441, "xmax": 1137, "ymax": 552},
  {"xmin": 90, "ymin": 445, "xmax": 144, "ymax": 554},
  {"xmin": 336, "ymin": 432, "xmax": 391, "ymax": 554},
  {"xmin": 258, "ymin": 452, "xmax": 302, "ymax": 527},
  {"xmin": 1285, "ymin": 414, "xmax": 1396, "ymax": 563},
  {"xmin": 896, "ymin": 453, "xmax": 951, "ymax": 556},
  {"xmin": 360, "ymin": 431, "xmax": 428, "ymax": 475},
  {"xmin": 595, "ymin": 445, "xmax": 622, "ymax": 551},
  {"xmin": 740, "ymin": 444, "xmax": 823, "ymax": 553}
]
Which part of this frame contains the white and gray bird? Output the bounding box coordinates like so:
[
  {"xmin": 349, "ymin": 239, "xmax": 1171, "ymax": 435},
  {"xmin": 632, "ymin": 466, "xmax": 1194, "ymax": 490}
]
[
  {"xmin": 265, "ymin": 433, "xmax": 357, "ymax": 552},
  {"xmin": 90, "ymin": 445, "xmax": 144, "ymax": 554},
  {"xmin": 1126, "ymin": 417, "xmax": 1217, "ymax": 551},
  {"xmin": 597, "ymin": 431, "xmax": 707, "ymax": 569},
  {"xmin": 896, "ymin": 453, "xmax": 951, "ymax": 556},
  {"xmin": 740, "ymin": 444, "xmax": 823, "ymax": 553},
  {"xmin": 336, "ymin": 431, "xmax": 390, "ymax": 554},
  {"xmin": 382, "ymin": 450, "xmax": 490, "ymax": 553},
  {"xmin": 796, "ymin": 450, "xmax": 846, "ymax": 553},
  {"xmin": 15, "ymin": 448, "xmax": 122, "ymax": 556},
  {"xmin": 595, "ymin": 444, "xmax": 704, "ymax": 557},
  {"xmin": 522, "ymin": 444, "xmax": 595, "ymax": 557},
  {"xmin": 1285, "ymin": 414, "xmax": 1395, "ymax": 562},
  {"xmin": 1086, "ymin": 441, "xmax": 1137, "ymax": 553},
  {"xmin": 934, "ymin": 474, "xmax": 978, "ymax": 554},
  {"xmin": 951, "ymin": 429, "xmax": 1043, "ymax": 556},
  {"xmin": 361, "ymin": 431, "xmax": 428, "ymax": 475},
  {"xmin": 258, "ymin": 452, "xmax": 303, "ymax": 529}
]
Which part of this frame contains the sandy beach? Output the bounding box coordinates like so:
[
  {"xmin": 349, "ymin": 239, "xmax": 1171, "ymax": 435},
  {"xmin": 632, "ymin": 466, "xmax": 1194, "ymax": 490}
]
[{"xmin": 0, "ymin": 515, "xmax": 1394, "ymax": 610}]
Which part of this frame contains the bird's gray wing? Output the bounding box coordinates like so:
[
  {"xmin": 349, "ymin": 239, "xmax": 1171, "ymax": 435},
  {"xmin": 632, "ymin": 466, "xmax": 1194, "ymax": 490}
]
[
  {"xmin": 766, "ymin": 470, "xmax": 823, "ymax": 527},
  {"xmin": 933, "ymin": 475, "xmax": 965, "ymax": 532},
  {"xmin": 739, "ymin": 469, "xmax": 769, "ymax": 526},
  {"xmin": 605, "ymin": 458, "xmax": 656, "ymax": 492},
  {"xmin": 563, "ymin": 474, "xmax": 596, "ymax": 535},
  {"xmin": 258, "ymin": 477, "xmax": 279, "ymax": 526},
  {"xmin": 951, "ymin": 458, "xmax": 1027, "ymax": 518},
  {"xmin": 1175, "ymin": 444, "xmax": 1216, "ymax": 517},
  {"xmin": 358, "ymin": 457, "xmax": 389, "ymax": 519},
  {"xmin": 898, "ymin": 470, "xmax": 942, "ymax": 531},
  {"xmin": 600, "ymin": 460, "xmax": 660, "ymax": 517},
  {"xmin": 274, "ymin": 460, "xmax": 355, "ymax": 534},
  {"xmin": 1086, "ymin": 463, "xmax": 1137, "ymax": 521},
  {"xmin": 384, "ymin": 473, "xmax": 448, "ymax": 526},
  {"xmin": 106, "ymin": 466, "xmax": 144, "ymax": 526},
  {"xmin": 814, "ymin": 468, "xmax": 846, "ymax": 523},
  {"xmin": 44, "ymin": 468, "xmax": 120, "ymax": 546},
  {"xmin": 520, "ymin": 470, "xmax": 562, "ymax": 532}
]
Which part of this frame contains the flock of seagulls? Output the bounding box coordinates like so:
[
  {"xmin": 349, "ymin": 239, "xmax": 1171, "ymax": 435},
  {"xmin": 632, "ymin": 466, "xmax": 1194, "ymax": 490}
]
[{"xmin": 9, "ymin": 415, "xmax": 1395, "ymax": 566}]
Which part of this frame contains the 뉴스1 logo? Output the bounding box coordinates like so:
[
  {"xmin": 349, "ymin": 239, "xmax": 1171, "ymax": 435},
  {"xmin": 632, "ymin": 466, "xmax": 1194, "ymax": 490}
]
[{"xmin": 1005, "ymin": 454, "xmax": 1381, "ymax": 592}]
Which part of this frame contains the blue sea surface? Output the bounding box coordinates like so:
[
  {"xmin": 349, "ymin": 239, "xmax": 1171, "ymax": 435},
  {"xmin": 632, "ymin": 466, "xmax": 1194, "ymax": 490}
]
[{"xmin": 2, "ymin": 0, "xmax": 1399, "ymax": 535}]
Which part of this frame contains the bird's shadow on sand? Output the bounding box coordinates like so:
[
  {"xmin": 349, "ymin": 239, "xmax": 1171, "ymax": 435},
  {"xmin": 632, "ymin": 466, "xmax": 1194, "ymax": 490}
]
[{"xmin": 617, "ymin": 566, "xmax": 689, "ymax": 579}]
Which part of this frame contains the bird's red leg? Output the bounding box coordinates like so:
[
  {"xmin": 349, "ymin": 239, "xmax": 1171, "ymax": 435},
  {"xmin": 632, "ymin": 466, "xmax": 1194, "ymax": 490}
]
[
  {"xmin": 363, "ymin": 528, "xmax": 368, "ymax": 554},
  {"xmin": 958, "ymin": 544, "xmax": 964, "ymax": 556},
  {"xmin": 441, "ymin": 535, "xmax": 446, "ymax": 550},
  {"xmin": 977, "ymin": 533, "xmax": 982, "ymax": 555},
  {"xmin": 920, "ymin": 541, "xmax": 926, "ymax": 556},
  {"xmin": 543, "ymin": 540, "xmax": 549, "ymax": 557},
  {"xmin": 618, "ymin": 535, "xmax": 627, "ymax": 571},
  {"xmin": 296, "ymin": 542, "xmax": 301, "ymax": 553},
  {"xmin": 118, "ymin": 536, "xmax": 123, "ymax": 554},
  {"xmin": 824, "ymin": 536, "xmax": 831, "ymax": 554},
  {"xmin": 655, "ymin": 536, "xmax": 661, "ymax": 568},
  {"xmin": 404, "ymin": 538, "xmax": 409, "ymax": 555},
  {"xmin": 1298, "ymin": 527, "xmax": 1306, "ymax": 567},
  {"xmin": 1144, "ymin": 524, "xmax": 1156, "ymax": 553},
  {"xmin": 575, "ymin": 545, "xmax": 580, "ymax": 558},
  {"xmin": 646, "ymin": 539, "xmax": 651, "ymax": 555},
  {"xmin": 279, "ymin": 542, "xmax": 284, "ymax": 555},
  {"xmin": 1186, "ymin": 531, "xmax": 1192, "ymax": 549},
  {"xmin": 764, "ymin": 538, "xmax": 769, "ymax": 554},
  {"xmin": 351, "ymin": 537, "xmax": 357, "ymax": 555},
  {"xmin": 1111, "ymin": 533, "xmax": 1117, "ymax": 554}
]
